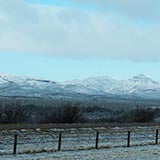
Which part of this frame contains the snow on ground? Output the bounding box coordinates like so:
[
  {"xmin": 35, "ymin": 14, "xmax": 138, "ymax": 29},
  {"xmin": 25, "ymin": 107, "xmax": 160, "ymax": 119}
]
[
  {"xmin": 2, "ymin": 145, "xmax": 160, "ymax": 160},
  {"xmin": 1, "ymin": 126, "xmax": 160, "ymax": 159}
]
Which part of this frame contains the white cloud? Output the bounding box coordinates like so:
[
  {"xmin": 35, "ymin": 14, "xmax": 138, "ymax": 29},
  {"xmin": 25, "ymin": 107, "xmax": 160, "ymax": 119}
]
[
  {"xmin": 67, "ymin": 0, "xmax": 160, "ymax": 20},
  {"xmin": 0, "ymin": 0, "xmax": 160, "ymax": 61}
]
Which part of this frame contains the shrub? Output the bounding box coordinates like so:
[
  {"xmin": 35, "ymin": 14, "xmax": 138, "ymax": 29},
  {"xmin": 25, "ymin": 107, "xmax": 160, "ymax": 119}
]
[
  {"xmin": 41, "ymin": 103, "xmax": 83, "ymax": 123},
  {"xmin": 0, "ymin": 103, "xmax": 29, "ymax": 124},
  {"xmin": 62, "ymin": 103, "xmax": 83, "ymax": 123},
  {"xmin": 132, "ymin": 107, "xmax": 156, "ymax": 122}
]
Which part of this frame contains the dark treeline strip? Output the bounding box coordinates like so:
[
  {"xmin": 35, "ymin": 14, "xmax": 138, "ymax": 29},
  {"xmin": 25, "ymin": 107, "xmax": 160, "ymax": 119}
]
[{"xmin": 0, "ymin": 102, "xmax": 160, "ymax": 124}]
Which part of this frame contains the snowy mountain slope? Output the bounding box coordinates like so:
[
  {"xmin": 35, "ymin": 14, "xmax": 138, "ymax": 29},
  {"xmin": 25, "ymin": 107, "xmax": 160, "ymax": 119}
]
[
  {"xmin": 0, "ymin": 74, "xmax": 160, "ymax": 99},
  {"xmin": 0, "ymin": 74, "xmax": 68, "ymax": 97},
  {"xmin": 63, "ymin": 76, "xmax": 118, "ymax": 95},
  {"xmin": 64, "ymin": 74, "xmax": 160, "ymax": 98}
]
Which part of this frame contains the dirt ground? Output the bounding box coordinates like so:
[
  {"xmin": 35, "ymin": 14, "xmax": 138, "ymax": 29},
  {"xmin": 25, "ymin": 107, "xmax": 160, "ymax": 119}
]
[{"xmin": 0, "ymin": 123, "xmax": 159, "ymax": 130}]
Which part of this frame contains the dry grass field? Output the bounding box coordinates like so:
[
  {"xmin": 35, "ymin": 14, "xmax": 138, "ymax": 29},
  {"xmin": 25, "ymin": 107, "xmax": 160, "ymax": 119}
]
[{"xmin": 1, "ymin": 124, "xmax": 160, "ymax": 159}]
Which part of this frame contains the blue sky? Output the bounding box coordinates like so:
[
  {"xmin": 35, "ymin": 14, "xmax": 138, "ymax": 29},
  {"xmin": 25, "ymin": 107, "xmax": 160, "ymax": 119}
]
[
  {"xmin": 28, "ymin": 0, "xmax": 87, "ymax": 7},
  {"xmin": 1, "ymin": 52, "xmax": 160, "ymax": 82},
  {"xmin": 0, "ymin": 0, "xmax": 160, "ymax": 81}
]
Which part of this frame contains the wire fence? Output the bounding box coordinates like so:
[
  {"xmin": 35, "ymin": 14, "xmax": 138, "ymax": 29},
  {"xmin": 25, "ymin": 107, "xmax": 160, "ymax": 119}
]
[{"xmin": 0, "ymin": 127, "xmax": 159, "ymax": 155}]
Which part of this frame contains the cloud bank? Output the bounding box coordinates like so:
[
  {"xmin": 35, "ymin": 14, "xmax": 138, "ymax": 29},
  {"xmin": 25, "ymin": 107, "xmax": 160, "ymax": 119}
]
[
  {"xmin": 0, "ymin": 0, "xmax": 160, "ymax": 61},
  {"xmin": 68, "ymin": 0, "xmax": 160, "ymax": 20}
]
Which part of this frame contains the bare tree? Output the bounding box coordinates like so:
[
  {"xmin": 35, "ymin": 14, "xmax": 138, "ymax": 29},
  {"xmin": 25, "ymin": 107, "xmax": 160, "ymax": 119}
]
[{"xmin": 0, "ymin": 102, "xmax": 29, "ymax": 124}]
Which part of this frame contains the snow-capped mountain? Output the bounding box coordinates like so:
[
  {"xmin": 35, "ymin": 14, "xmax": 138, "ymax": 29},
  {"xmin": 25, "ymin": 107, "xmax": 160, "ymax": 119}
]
[
  {"xmin": 63, "ymin": 76, "xmax": 118, "ymax": 95},
  {"xmin": 63, "ymin": 74, "xmax": 160, "ymax": 99},
  {"xmin": 0, "ymin": 74, "xmax": 160, "ymax": 99},
  {"xmin": 0, "ymin": 74, "xmax": 66, "ymax": 98}
]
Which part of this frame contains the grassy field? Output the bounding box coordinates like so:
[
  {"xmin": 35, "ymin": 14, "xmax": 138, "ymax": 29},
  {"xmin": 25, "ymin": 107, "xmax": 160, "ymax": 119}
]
[{"xmin": 1, "ymin": 124, "xmax": 160, "ymax": 160}]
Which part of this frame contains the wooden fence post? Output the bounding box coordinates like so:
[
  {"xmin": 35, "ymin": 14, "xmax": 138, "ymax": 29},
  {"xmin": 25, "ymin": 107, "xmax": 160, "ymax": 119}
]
[
  {"xmin": 127, "ymin": 131, "xmax": 130, "ymax": 147},
  {"xmin": 13, "ymin": 134, "xmax": 17, "ymax": 154},
  {"xmin": 95, "ymin": 131, "xmax": 99, "ymax": 149},
  {"xmin": 58, "ymin": 132, "xmax": 62, "ymax": 151},
  {"xmin": 156, "ymin": 129, "xmax": 159, "ymax": 145}
]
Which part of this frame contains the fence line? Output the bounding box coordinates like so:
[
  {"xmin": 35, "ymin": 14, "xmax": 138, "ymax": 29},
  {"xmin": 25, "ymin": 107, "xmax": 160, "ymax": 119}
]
[{"xmin": 1, "ymin": 129, "xmax": 159, "ymax": 155}]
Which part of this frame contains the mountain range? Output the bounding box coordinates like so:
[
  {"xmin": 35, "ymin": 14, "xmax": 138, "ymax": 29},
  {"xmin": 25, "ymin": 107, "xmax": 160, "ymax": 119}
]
[{"xmin": 0, "ymin": 74, "xmax": 160, "ymax": 100}]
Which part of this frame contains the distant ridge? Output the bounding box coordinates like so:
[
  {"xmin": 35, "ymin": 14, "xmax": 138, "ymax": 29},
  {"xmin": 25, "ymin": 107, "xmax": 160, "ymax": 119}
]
[{"xmin": 0, "ymin": 74, "xmax": 160, "ymax": 99}]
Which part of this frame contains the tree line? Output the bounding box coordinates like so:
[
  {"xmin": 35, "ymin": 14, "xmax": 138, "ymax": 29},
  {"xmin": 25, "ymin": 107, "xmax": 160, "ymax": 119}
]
[{"xmin": 0, "ymin": 102, "xmax": 159, "ymax": 124}]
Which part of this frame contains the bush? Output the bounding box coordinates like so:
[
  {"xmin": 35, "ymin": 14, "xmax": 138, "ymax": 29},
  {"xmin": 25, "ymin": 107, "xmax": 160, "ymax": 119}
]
[
  {"xmin": 85, "ymin": 107, "xmax": 157, "ymax": 123},
  {"xmin": 41, "ymin": 103, "xmax": 83, "ymax": 123},
  {"xmin": 0, "ymin": 103, "xmax": 29, "ymax": 124},
  {"xmin": 132, "ymin": 107, "xmax": 156, "ymax": 122},
  {"xmin": 62, "ymin": 103, "xmax": 83, "ymax": 123}
]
